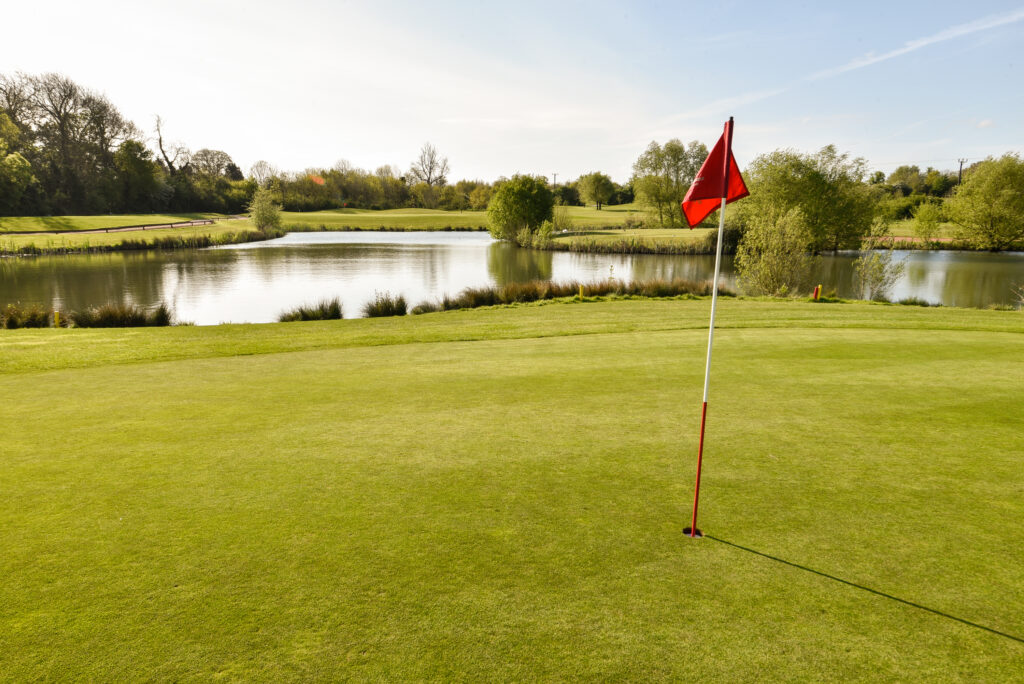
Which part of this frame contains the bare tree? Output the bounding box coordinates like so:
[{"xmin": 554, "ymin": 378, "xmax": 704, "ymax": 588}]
[
  {"xmin": 409, "ymin": 142, "xmax": 449, "ymax": 187},
  {"xmin": 154, "ymin": 116, "xmax": 190, "ymax": 175},
  {"xmin": 0, "ymin": 72, "xmax": 35, "ymax": 132},
  {"xmin": 249, "ymin": 159, "xmax": 276, "ymax": 186}
]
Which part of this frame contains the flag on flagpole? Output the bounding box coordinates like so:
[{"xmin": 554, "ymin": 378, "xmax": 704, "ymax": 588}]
[
  {"xmin": 682, "ymin": 117, "xmax": 749, "ymax": 539},
  {"xmin": 681, "ymin": 124, "xmax": 749, "ymax": 228}
]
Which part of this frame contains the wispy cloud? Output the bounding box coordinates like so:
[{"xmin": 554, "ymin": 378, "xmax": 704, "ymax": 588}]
[
  {"xmin": 807, "ymin": 8, "xmax": 1024, "ymax": 81},
  {"xmin": 662, "ymin": 8, "xmax": 1024, "ymax": 123},
  {"xmin": 977, "ymin": 119, "xmax": 995, "ymax": 128}
]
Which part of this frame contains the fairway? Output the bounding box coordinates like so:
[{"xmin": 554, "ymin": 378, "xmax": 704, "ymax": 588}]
[{"xmin": 1, "ymin": 300, "xmax": 1022, "ymax": 680}]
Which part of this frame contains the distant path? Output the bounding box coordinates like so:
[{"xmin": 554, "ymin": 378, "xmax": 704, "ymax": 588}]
[{"xmin": 8, "ymin": 215, "xmax": 248, "ymax": 236}]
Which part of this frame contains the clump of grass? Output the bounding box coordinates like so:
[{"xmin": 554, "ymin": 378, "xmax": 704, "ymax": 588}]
[
  {"xmin": 898, "ymin": 297, "xmax": 938, "ymax": 307},
  {"xmin": 278, "ymin": 298, "xmax": 343, "ymax": 322},
  {"xmin": 410, "ymin": 277, "xmax": 726, "ymax": 314},
  {"xmin": 410, "ymin": 301, "xmax": 442, "ymax": 315},
  {"xmin": 1, "ymin": 303, "xmax": 57, "ymax": 329},
  {"xmin": 69, "ymin": 302, "xmax": 175, "ymax": 328},
  {"xmin": 363, "ymin": 292, "xmax": 407, "ymax": 317}
]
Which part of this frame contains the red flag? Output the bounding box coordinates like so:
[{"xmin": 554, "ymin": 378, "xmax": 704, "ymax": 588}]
[{"xmin": 680, "ymin": 118, "xmax": 749, "ymax": 228}]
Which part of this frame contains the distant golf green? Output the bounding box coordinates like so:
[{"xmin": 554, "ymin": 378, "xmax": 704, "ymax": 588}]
[{"xmin": 2, "ymin": 299, "xmax": 1021, "ymax": 679}]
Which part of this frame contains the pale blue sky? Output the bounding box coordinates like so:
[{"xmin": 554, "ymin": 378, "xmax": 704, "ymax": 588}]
[{"xmin": 3, "ymin": 1, "xmax": 1021, "ymax": 182}]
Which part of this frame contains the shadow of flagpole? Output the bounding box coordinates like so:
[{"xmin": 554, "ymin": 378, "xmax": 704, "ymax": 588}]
[{"xmin": 704, "ymin": 535, "xmax": 1024, "ymax": 645}]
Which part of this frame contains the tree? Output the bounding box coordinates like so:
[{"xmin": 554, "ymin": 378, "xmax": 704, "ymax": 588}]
[
  {"xmin": 853, "ymin": 250, "xmax": 905, "ymax": 301},
  {"xmin": 248, "ymin": 186, "xmax": 281, "ymax": 232},
  {"xmin": 887, "ymin": 165, "xmax": 925, "ymax": 196},
  {"xmin": 631, "ymin": 139, "xmax": 706, "ymax": 225},
  {"xmin": 249, "ymin": 160, "xmax": 277, "ymax": 187},
  {"xmin": 191, "ymin": 149, "xmax": 235, "ymax": 177},
  {"xmin": 912, "ymin": 200, "xmax": 943, "ymax": 241},
  {"xmin": 577, "ymin": 171, "xmax": 614, "ymax": 209},
  {"xmin": 923, "ymin": 167, "xmax": 956, "ymax": 197},
  {"xmin": 154, "ymin": 116, "xmax": 190, "ymax": 175},
  {"xmin": 409, "ymin": 142, "xmax": 449, "ymax": 187},
  {"xmin": 945, "ymin": 154, "xmax": 1024, "ymax": 250},
  {"xmin": 738, "ymin": 145, "xmax": 879, "ymax": 252},
  {"xmin": 735, "ymin": 208, "xmax": 818, "ymax": 297},
  {"xmin": 486, "ymin": 174, "xmax": 554, "ymax": 246}
]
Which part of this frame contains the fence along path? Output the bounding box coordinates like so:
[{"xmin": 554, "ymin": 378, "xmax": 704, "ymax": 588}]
[{"xmin": 9, "ymin": 215, "xmax": 248, "ymax": 236}]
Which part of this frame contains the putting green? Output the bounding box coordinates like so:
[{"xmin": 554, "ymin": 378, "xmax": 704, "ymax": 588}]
[{"xmin": 1, "ymin": 299, "xmax": 1021, "ymax": 679}]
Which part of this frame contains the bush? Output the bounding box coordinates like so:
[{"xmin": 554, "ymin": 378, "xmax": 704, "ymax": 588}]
[
  {"xmin": 278, "ymin": 298, "xmax": 343, "ymax": 322},
  {"xmin": 735, "ymin": 208, "xmax": 818, "ymax": 296},
  {"xmin": 1, "ymin": 303, "xmax": 55, "ymax": 329},
  {"xmin": 70, "ymin": 302, "xmax": 175, "ymax": 328},
  {"xmin": 363, "ymin": 292, "xmax": 407, "ymax": 317},
  {"xmin": 853, "ymin": 250, "xmax": 906, "ymax": 301}
]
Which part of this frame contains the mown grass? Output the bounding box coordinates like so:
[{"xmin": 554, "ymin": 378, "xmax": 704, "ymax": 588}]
[
  {"xmin": 278, "ymin": 298, "xmax": 344, "ymax": 322},
  {"xmin": 0, "ymin": 300, "xmax": 1022, "ymax": 680},
  {"xmin": 0, "ymin": 213, "xmax": 222, "ymax": 233}
]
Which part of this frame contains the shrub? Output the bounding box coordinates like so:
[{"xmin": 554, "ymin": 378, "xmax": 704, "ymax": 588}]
[
  {"xmin": 363, "ymin": 292, "xmax": 407, "ymax": 317},
  {"xmin": 853, "ymin": 250, "xmax": 906, "ymax": 301},
  {"xmin": 278, "ymin": 298, "xmax": 343, "ymax": 322},
  {"xmin": 1, "ymin": 303, "xmax": 54, "ymax": 329},
  {"xmin": 70, "ymin": 302, "xmax": 175, "ymax": 328}
]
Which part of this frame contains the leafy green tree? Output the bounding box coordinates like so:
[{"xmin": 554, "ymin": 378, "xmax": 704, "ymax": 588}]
[
  {"xmin": 248, "ymin": 186, "xmax": 282, "ymax": 232},
  {"xmin": 631, "ymin": 139, "xmax": 706, "ymax": 226},
  {"xmin": 469, "ymin": 185, "xmax": 492, "ymax": 210},
  {"xmin": 577, "ymin": 171, "xmax": 614, "ymax": 209},
  {"xmin": 486, "ymin": 174, "xmax": 554, "ymax": 246},
  {"xmin": 738, "ymin": 145, "xmax": 879, "ymax": 252},
  {"xmin": 887, "ymin": 165, "xmax": 925, "ymax": 196},
  {"xmin": 853, "ymin": 250, "xmax": 905, "ymax": 301},
  {"xmin": 945, "ymin": 154, "xmax": 1024, "ymax": 250},
  {"xmin": 735, "ymin": 207, "xmax": 818, "ymax": 296},
  {"xmin": 912, "ymin": 200, "xmax": 943, "ymax": 241},
  {"xmin": 923, "ymin": 167, "xmax": 956, "ymax": 197},
  {"xmin": 113, "ymin": 140, "xmax": 159, "ymax": 212}
]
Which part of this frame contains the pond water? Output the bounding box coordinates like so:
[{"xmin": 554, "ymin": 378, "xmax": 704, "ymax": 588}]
[{"xmin": 1, "ymin": 232, "xmax": 1021, "ymax": 324}]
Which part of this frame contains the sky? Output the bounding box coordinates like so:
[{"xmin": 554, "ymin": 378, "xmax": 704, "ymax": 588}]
[{"xmin": 2, "ymin": 0, "xmax": 1022, "ymax": 183}]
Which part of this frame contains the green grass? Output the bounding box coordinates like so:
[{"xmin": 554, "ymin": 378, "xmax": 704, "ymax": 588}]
[
  {"xmin": 0, "ymin": 219, "xmax": 262, "ymax": 253},
  {"xmin": 0, "ymin": 213, "xmax": 223, "ymax": 233},
  {"xmin": 1, "ymin": 300, "xmax": 1023, "ymax": 679}
]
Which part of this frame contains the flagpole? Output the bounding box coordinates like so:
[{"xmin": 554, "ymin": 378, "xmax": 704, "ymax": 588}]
[{"xmin": 688, "ymin": 117, "xmax": 734, "ymax": 538}]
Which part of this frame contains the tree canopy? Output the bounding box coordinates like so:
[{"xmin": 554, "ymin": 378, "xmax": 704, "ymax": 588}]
[
  {"xmin": 631, "ymin": 139, "xmax": 707, "ymax": 226},
  {"xmin": 486, "ymin": 174, "xmax": 554, "ymax": 246},
  {"xmin": 738, "ymin": 145, "xmax": 879, "ymax": 252},
  {"xmin": 945, "ymin": 154, "xmax": 1024, "ymax": 250},
  {"xmin": 577, "ymin": 171, "xmax": 614, "ymax": 210}
]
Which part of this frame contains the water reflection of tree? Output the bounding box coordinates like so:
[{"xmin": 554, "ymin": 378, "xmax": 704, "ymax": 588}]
[{"xmin": 487, "ymin": 242, "xmax": 552, "ymax": 285}]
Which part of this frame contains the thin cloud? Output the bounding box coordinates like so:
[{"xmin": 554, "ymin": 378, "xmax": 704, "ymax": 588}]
[
  {"xmin": 663, "ymin": 8, "xmax": 1024, "ymax": 123},
  {"xmin": 807, "ymin": 8, "xmax": 1024, "ymax": 81},
  {"xmin": 977, "ymin": 119, "xmax": 995, "ymax": 128}
]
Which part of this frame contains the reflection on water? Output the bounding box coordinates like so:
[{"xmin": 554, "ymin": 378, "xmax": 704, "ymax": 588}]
[{"xmin": 1, "ymin": 232, "xmax": 1021, "ymax": 324}]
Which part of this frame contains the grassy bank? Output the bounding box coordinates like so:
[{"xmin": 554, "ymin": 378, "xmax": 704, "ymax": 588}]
[
  {"xmin": 1, "ymin": 300, "xmax": 1022, "ymax": 679},
  {"xmin": 0, "ymin": 213, "xmax": 222, "ymax": 233},
  {"xmin": 0, "ymin": 219, "xmax": 274, "ymax": 255}
]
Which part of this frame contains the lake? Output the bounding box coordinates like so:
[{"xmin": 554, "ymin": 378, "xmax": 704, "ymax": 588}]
[{"xmin": 1, "ymin": 232, "xmax": 1021, "ymax": 324}]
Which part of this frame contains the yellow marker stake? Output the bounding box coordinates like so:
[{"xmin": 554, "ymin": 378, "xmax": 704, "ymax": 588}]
[
  {"xmin": 54, "ymin": 311, "xmax": 60, "ymax": 327},
  {"xmin": 579, "ymin": 285, "xmax": 584, "ymax": 301}
]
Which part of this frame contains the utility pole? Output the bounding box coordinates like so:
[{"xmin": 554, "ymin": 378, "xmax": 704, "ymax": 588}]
[
  {"xmin": 958, "ymin": 158, "xmax": 968, "ymax": 184},
  {"xmin": 552, "ymin": 173, "xmax": 558, "ymax": 188}
]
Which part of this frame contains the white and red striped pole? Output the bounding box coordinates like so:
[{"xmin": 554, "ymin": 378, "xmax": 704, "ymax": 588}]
[{"xmin": 687, "ymin": 117, "xmax": 734, "ymax": 539}]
